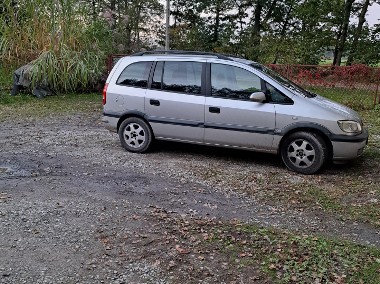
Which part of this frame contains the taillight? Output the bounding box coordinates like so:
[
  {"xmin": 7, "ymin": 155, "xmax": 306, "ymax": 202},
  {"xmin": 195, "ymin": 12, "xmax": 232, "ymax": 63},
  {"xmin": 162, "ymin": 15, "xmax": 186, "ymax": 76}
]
[{"xmin": 102, "ymin": 83, "xmax": 108, "ymax": 105}]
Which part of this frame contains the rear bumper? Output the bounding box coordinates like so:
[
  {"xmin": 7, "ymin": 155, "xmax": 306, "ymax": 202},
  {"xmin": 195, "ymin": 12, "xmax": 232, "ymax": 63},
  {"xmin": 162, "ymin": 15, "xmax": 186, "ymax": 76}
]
[
  {"xmin": 332, "ymin": 129, "xmax": 368, "ymax": 161},
  {"xmin": 102, "ymin": 115, "xmax": 118, "ymax": 133}
]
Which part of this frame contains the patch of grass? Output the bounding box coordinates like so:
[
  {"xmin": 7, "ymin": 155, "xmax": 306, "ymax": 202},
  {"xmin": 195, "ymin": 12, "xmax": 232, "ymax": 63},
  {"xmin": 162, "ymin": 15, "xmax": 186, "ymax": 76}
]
[
  {"xmin": 0, "ymin": 91, "xmax": 35, "ymax": 105},
  {"xmin": 205, "ymin": 223, "xmax": 380, "ymax": 284},
  {"xmin": 319, "ymin": 59, "xmax": 348, "ymax": 66},
  {"xmin": 361, "ymin": 108, "xmax": 380, "ymax": 153},
  {"xmin": 352, "ymin": 260, "xmax": 380, "ymax": 283},
  {"xmin": 0, "ymin": 92, "xmax": 102, "ymax": 121},
  {"xmin": 319, "ymin": 59, "xmax": 334, "ymax": 65},
  {"xmin": 349, "ymin": 204, "xmax": 380, "ymax": 226},
  {"xmin": 0, "ymin": 66, "xmax": 13, "ymax": 89},
  {"xmin": 148, "ymin": 209, "xmax": 380, "ymax": 283},
  {"xmin": 297, "ymin": 183, "xmax": 380, "ymax": 227},
  {"xmin": 305, "ymin": 186, "xmax": 344, "ymax": 212},
  {"xmin": 309, "ymin": 86, "xmax": 375, "ymax": 111}
]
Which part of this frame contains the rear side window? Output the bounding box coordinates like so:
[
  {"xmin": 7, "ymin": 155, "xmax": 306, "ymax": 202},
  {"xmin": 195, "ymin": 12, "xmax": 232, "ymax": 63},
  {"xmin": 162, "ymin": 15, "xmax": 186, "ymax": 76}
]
[
  {"xmin": 151, "ymin": 61, "xmax": 202, "ymax": 95},
  {"xmin": 116, "ymin": 61, "xmax": 152, "ymax": 88},
  {"xmin": 211, "ymin": 63, "xmax": 262, "ymax": 100}
]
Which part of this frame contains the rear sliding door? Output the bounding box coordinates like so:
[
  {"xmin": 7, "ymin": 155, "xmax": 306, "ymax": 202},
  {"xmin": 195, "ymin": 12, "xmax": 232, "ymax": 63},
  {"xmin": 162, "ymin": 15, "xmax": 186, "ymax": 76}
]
[{"xmin": 145, "ymin": 60, "xmax": 206, "ymax": 142}]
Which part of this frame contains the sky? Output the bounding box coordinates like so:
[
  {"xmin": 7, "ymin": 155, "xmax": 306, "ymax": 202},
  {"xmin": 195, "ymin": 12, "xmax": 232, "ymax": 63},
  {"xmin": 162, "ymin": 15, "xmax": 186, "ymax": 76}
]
[
  {"xmin": 367, "ymin": 3, "xmax": 380, "ymax": 26},
  {"xmin": 160, "ymin": 1, "xmax": 380, "ymax": 27}
]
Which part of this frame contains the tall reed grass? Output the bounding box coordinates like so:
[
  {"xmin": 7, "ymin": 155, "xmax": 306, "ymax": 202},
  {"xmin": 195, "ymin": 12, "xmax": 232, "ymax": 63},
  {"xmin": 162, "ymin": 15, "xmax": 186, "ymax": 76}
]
[{"xmin": 0, "ymin": 0, "xmax": 111, "ymax": 92}]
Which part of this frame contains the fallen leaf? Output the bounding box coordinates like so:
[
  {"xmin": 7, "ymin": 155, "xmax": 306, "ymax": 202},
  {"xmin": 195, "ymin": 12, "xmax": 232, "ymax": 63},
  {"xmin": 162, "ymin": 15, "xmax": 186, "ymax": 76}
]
[
  {"xmin": 268, "ymin": 264, "xmax": 276, "ymax": 270},
  {"xmin": 175, "ymin": 245, "xmax": 190, "ymax": 254},
  {"xmin": 168, "ymin": 260, "xmax": 176, "ymax": 269}
]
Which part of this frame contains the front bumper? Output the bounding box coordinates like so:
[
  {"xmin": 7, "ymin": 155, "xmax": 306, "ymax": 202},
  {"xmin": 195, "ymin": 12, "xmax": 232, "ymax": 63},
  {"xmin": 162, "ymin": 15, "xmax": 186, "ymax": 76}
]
[{"xmin": 331, "ymin": 129, "xmax": 368, "ymax": 161}]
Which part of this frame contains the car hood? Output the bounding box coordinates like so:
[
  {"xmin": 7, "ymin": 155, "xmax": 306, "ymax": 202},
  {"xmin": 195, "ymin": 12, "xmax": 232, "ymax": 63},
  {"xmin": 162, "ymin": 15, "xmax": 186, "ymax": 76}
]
[{"xmin": 311, "ymin": 95, "xmax": 362, "ymax": 122}]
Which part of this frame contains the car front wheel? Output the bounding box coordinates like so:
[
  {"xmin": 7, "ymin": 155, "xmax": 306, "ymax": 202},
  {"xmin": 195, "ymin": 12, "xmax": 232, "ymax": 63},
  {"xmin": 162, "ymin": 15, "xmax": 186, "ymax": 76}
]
[{"xmin": 281, "ymin": 132, "xmax": 327, "ymax": 174}]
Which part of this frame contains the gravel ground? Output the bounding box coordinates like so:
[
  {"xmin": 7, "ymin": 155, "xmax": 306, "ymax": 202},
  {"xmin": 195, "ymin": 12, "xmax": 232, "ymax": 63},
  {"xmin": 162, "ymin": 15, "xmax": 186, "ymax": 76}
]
[{"xmin": 1, "ymin": 112, "xmax": 379, "ymax": 283}]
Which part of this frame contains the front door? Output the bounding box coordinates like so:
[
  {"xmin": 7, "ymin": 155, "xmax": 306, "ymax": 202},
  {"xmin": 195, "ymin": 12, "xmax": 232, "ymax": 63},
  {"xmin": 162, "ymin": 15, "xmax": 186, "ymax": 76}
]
[{"xmin": 204, "ymin": 63, "xmax": 276, "ymax": 150}]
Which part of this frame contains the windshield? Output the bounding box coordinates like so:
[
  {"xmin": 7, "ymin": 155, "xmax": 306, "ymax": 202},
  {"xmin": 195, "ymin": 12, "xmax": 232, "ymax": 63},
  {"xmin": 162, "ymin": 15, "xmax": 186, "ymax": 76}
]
[{"xmin": 250, "ymin": 63, "xmax": 316, "ymax": 98}]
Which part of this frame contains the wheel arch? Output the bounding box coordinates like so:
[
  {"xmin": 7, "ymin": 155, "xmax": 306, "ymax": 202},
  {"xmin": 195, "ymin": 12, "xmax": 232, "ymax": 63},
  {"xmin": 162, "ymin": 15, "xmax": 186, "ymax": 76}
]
[
  {"xmin": 278, "ymin": 124, "xmax": 333, "ymax": 160},
  {"xmin": 117, "ymin": 111, "xmax": 155, "ymax": 138}
]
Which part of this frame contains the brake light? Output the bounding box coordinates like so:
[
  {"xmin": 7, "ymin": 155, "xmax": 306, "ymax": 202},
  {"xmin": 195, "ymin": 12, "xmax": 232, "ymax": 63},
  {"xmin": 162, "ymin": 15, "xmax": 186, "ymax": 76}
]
[{"xmin": 102, "ymin": 83, "xmax": 108, "ymax": 105}]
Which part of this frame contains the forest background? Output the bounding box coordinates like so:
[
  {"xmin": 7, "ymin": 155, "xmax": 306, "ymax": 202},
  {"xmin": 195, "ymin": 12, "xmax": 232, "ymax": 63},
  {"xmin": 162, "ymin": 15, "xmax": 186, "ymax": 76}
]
[{"xmin": 0, "ymin": 0, "xmax": 379, "ymax": 92}]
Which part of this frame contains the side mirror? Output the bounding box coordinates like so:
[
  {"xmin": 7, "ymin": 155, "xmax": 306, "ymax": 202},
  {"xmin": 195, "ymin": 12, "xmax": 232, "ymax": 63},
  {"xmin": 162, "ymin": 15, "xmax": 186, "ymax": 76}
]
[{"xmin": 249, "ymin": 91, "xmax": 266, "ymax": 103}]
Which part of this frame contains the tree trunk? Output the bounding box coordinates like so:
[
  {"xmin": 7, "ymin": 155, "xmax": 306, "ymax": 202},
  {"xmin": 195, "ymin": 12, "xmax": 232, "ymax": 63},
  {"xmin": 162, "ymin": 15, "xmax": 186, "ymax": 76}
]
[
  {"xmin": 213, "ymin": 0, "xmax": 221, "ymax": 44},
  {"xmin": 334, "ymin": 0, "xmax": 355, "ymax": 66},
  {"xmin": 250, "ymin": 0, "xmax": 263, "ymax": 61},
  {"xmin": 346, "ymin": 0, "xmax": 371, "ymax": 65},
  {"xmin": 109, "ymin": 0, "xmax": 116, "ymax": 30},
  {"xmin": 173, "ymin": 3, "xmax": 178, "ymax": 28},
  {"xmin": 333, "ymin": 25, "xmax": 342, "ymax": 65},
  {"xmin": 110, "ymin": 0, "xmax": 116, "ymax": 12},
  {"xmin": 264, "ymin": 0, "xmax": 278, "ymax": 22},
  {"xmin": 92, "ymin": 0, "xmax": 96, "ymax": 21},
  {"xmin": 273, "ymin": 3, "xmax": 294, "ymax": 64},
  {"xmin": 135, "ymin": 4, "xmax": 141, "ymax": 51}
]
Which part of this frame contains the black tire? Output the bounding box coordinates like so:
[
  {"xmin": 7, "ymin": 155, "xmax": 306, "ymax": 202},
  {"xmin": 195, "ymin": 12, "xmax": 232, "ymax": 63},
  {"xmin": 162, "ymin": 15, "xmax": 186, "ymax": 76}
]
[
  {"xmin": 281, "ymin": 132, "xmax": 328, "ymax": 175},
  {"xmin": 118, "ymin": 117, "xmax": 153, "ymax": 153}
]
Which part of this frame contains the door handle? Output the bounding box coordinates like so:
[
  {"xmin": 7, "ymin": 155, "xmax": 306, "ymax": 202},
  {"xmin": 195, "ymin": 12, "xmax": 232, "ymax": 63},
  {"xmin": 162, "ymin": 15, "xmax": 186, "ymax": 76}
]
[
  {"xmin": 150, "ymin": 99, "xmax": 160, "ymax": 106},
  {"xmin": 209, "ymin": 107, "xmax": 220, "ymax": 114}
]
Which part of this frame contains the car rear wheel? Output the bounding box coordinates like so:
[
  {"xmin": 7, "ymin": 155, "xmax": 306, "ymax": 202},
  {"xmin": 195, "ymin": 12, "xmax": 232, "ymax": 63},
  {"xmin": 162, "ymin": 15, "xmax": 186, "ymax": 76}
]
[
  {"xmin": 119, "ymin": 117, "xmax": 152, "ymax": 153},
  {"xmin": 281, "ymin": 132, "xmax": 327, "ymax": 174}
]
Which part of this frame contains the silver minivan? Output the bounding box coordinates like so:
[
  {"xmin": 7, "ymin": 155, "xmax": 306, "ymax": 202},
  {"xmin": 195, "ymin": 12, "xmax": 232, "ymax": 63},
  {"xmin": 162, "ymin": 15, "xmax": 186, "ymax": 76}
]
[{"xmin": 102, "ymin": 51, "xmax": 368, "ymax": 174}]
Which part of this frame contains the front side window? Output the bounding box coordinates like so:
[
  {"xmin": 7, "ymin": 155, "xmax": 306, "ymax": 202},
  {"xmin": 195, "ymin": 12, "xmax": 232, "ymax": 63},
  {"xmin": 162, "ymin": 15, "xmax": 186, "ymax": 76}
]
[
  {"xmin": 266, "ymin": 82, "xmax": 293, "ymax": 104},
  {"xmin": 211, "ymin": 64, "xmax": 262, "ymax": 100},
  {"xmin": 153, "ymin": 61, "xmax": 202, "ymax": 94},
  {"xmin": 251, "ymin": 63, "xmax": 316, "ymax": 98},
  {"xmin": 116, "ymin": 61, "xmax": 152, "ymax": 88}
]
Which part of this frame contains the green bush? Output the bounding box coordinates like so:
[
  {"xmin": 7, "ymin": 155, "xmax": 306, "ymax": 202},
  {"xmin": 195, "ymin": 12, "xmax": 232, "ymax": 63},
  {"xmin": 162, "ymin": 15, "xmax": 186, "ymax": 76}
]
[
  {"xmin": 0, "ymin": 0, "xmax": 111, "ymax": 93},
  {"xmin": 29, "ymin": 47, "xmax": 103, "ymax": 93}
]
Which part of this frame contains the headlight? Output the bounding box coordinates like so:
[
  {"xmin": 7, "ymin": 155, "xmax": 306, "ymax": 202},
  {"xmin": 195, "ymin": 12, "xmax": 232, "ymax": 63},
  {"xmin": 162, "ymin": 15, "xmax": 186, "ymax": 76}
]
[{"xmin": 337, "ymin": 120, "xmax": 362, "ymax": 134}]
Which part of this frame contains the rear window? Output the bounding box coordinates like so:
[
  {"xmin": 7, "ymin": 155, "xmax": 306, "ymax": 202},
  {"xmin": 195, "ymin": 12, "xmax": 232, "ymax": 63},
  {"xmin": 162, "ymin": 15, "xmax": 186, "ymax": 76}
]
[{"xmin": 116, "ymin": 61, "xmax": 153, "ymax": 88}]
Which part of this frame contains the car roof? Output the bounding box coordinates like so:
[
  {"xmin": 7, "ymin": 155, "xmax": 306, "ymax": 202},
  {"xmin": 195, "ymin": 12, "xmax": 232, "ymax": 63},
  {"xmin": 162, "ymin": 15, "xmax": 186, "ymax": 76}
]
[{"xmin": 131, "ymin": 50, "xmax": 258, "ymax": 65}]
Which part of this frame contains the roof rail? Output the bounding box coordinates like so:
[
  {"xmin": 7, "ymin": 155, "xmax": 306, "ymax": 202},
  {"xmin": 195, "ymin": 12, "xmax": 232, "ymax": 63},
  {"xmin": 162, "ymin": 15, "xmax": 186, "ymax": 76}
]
[{"xmin": 131, "ymin": 50, "xmax": 232, "ymax": 60}]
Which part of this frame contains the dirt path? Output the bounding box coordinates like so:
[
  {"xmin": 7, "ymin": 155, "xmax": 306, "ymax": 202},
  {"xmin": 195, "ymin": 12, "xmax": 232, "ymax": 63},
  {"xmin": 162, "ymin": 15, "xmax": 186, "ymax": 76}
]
[{"xmin": 0, "ymin": 113, "xmax": 379, "ymax": 283}]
